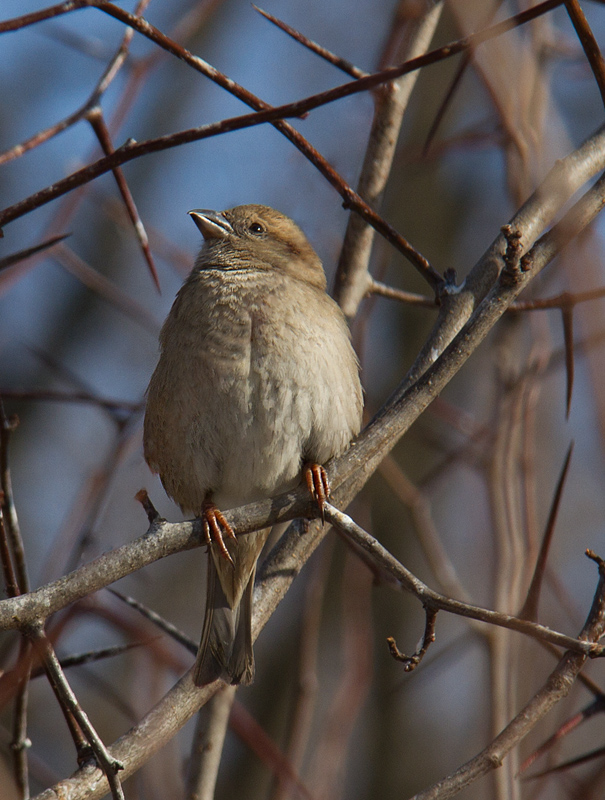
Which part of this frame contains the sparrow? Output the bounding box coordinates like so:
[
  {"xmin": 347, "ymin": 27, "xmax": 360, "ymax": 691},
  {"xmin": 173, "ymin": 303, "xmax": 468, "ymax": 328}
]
[{"xmin": 143, "ymin": 204, "xmax": 363, "ymax": 685}]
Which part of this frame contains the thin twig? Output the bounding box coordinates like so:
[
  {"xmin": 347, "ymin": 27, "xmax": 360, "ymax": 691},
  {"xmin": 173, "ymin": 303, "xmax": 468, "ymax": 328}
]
[
  {"xmin": 109, "ymin": 588, "xmax": 196, "ymax": 654},
  {"xmin": 423, "ymin": 0, "xmax": 506, "ymax": 155},
  {"xmin": 519, "ymin": 444, "xmax": 574, "ymax": 621},
  {"xmin": 565, "ymin": 0, "xmax": 605, "ymax": 109},
  {"xmin": 230, "ymin": 701, "xmax": 315, "ymax": 800},
  {"xmin": 0, "ymin": 0, "xmax": 148, "ymax": 166},
  {"xmin": 271, "ymin": 545, "xmax": 330, "ymax": 800},
  {"xmin": 252, "ymin": 6, "xmax": 367, "ymax": 79},
  {"xmin": 387, "ymin": 606, "xmax": 437, "ymax": 671},
  {"xmin": 334, "ymin": 0, "xmax": 444, "ymax": 313},
  {"xmin": 0, "ymin": 388, "xmax": 142, "ymax": 415},
  {"xmin": 30, "ymin": 627, "xmax": 125, "ymax": 799},
  {"xmin": 0, "ymin": 507, "xmax": 19, "ymax": 599},
  {"xmin": 367, "ymin": 278, "xmax": 437, "ymax": 307},
  {"xmin": 409, "ymin": 552, "xmax": 605, "ymax": 799},
  {"xmin": 6, "ymin": 93, "xmax": 605, "ymax": 800},
  {"xmin": 321, "ymin": 503, "xmax": 601, "ymax": 656},
  {"xmin": 0, "ymin": 398, "xmax": 33, "ymax": 797},
  {"xmin": 52, "ymin": 242, "xmax": 159, "ymax": 332},
  {"xmin": 519, "ymin": 694, "xmax": 605, "ymax": 774},
  {"xmin": 86, "ymin": 106, "xmax": 160, "ymax": 291},
  {"xmin": 0, "ymin": 234, "xmax": 70, "ymax": 269},
  {"xmin": 0, "ymin": 400, "xmax": 27, "ymax": 592}
]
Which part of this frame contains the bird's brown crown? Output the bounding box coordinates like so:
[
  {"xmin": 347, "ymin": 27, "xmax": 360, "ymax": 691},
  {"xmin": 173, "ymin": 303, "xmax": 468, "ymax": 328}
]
[{"xmin": 190, "ymin": 204, "xmax": 327, "ymax": 290}]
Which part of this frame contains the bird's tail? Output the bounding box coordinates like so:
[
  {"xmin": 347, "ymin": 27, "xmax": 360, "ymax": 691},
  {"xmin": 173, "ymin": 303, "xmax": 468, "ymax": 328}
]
[
  {"xmin": 193, "ymin": 562, "xmax": 255, "ymax": 685},
  {"xmin": 193, "ymin": 527, "xmax": 270, "ymax": 686}
]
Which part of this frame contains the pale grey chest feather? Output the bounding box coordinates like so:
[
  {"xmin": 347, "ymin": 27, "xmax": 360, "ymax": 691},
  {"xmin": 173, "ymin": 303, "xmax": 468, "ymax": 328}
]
[{"xmin": 146, "ymin": 269, "xmax": 361, "ymax": 511}]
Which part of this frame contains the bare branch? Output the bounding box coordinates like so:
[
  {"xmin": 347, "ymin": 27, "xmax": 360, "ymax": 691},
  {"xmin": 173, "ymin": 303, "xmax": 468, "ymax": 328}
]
[
  {"xmin": 322, "ymin": 504, "xmax": 601, "ymax": 655},
  {"xmin": 409, "ymin": 553, "xmax": 605, "ymax": 799}
]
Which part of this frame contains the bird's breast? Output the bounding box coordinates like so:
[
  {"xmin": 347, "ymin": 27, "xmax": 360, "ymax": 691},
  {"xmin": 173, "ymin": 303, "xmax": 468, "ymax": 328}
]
[{"xmin": 145, "ymin": 269, "xmax": 361, "ymax": 512}]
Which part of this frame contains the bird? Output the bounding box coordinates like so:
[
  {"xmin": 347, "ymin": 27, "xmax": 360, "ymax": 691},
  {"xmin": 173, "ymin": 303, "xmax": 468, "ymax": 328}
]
[{"xmin": 143, "ymin": 204, "xmax": 363, "ymax": 686}]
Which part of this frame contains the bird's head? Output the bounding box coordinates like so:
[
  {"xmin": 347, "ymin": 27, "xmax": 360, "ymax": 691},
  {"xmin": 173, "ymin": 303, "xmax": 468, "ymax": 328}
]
[{"xmin": 189, "ymin": 204, "xmax": 327, "ymax": 290}]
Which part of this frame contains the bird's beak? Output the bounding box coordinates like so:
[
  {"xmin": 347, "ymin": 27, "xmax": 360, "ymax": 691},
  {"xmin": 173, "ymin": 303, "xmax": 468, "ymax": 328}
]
[{"xmin": 188, "ymin": 209, "xmax": 234, "ymax": 240}]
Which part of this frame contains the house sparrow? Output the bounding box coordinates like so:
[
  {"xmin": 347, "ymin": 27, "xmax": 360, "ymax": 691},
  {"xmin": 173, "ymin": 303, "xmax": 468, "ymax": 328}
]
[{"xmin": 143, "ymin": 204, "xmax": 362, "ymax": 685}]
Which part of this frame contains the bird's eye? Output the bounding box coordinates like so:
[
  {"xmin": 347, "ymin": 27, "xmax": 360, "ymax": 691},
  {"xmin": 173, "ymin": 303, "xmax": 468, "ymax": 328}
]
[{"xmin": 248, "ymin": 222, "xmax": 264, "ymax": 234}]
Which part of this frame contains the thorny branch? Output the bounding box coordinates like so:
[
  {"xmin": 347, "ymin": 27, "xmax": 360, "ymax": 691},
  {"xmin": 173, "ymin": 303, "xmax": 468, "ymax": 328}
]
[
  {"xmin": 0, "ymin": 0, "xmax": 147, "ymax": 167},
  {"xmin": 0, "ymin": 0, "xmax": 571, "ymax": 286},
  {"xmin": 409, "ymin": 552, "xmax": 605, "ymax": 799}
]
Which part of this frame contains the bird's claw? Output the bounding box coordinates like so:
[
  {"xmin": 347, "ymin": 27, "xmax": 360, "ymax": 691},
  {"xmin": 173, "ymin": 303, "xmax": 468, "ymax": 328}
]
[
  {"xmin": 304, "ymin": 463, "xmax": 330, "ymax": 523},
  {"xmin": 202, "ymin": 501, "xmax": 236, "ymax": 566}
]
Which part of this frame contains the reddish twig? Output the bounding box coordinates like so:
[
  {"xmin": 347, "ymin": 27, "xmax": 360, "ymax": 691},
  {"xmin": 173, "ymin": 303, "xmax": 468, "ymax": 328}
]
[
  {"xmin": 0, "ymin": 234, "xmax": 70, "ymax": 269},
  {"xmin": 511, "ymin": 285, "xmax": 605, "ymax": 416},
  {"xmin": 423, "ymin": 0, "xmax": 505, "ymax": 155},
  {"xmin": 511, "ymin": 285, "xmax": 605, "ymax": 312},
  {"xmin": 0, "ymin": 0, "xmax": 148, "ymax": 166},
  {"xmin": 0, "ymin": 105, "xmax": 437, "ymax": 284},
  {"xmin": 253, "ymin": 6, "xmax": 367, "ymax": 78},
  {"xmin": 134, "ymin": 489, "xmax": 161, "ymax": 526},
  {"xmin": 520, "ymin": 694, "xmax": 605, "ymax": 774},
  {"xmin": 519, "ymin": 443, "xmax": 574, "ymax": 621},
  {"xmin": 334, "ymin": 0, "xmax": 443, "ymax": 313},
  {"xmin": 86, "ymin": 106, "xmax": 160, "ymax": 291},
  {"xmin": 231, "ymin": 701, "xmax": 314, "ymax": 800},
  {"xmin": 52, "ymin": 243, "xmax": 159, "ymax": 332},
  {"xmin": 565, "ymin": 0, "xmax": 605, "ymax": 109},
  {"xmin": 561, "ymin": 306, "xmax": 575, "ymax": 417},
  {"xmin": 0, "ymin": 388, "xmax": 142, "ymax": 415}
]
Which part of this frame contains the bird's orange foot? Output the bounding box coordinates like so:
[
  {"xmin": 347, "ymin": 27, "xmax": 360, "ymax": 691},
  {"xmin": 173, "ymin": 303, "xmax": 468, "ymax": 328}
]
[
  {"xmin": 304, "ymin": 462, "xmax": 330, "ymax": 524},
  {"xmin": 201, "ymin": 500, "xmax": 236, "ymax": 566}
]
